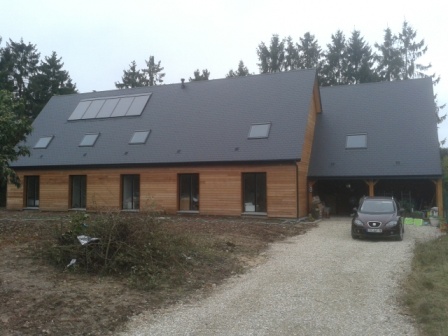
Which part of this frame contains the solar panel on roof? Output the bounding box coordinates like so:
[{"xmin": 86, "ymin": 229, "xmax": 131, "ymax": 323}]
[
  {"xmin": 96, "ymin": 98, "xmax": 119, "ymax": 118},
  {"xmin": 68, "ymin": 101, "xmax": 91, "ymax": 120},
  {"xmin": 68, "ymin": 93, "xmax": 151, "ymax": 121},
  {"xmin": 82, "ymin": 99, "xmax": 105, "ymax": 119},
  {"xmin": 126, "ymin": 95, "xmax": 150, "ymax": 116}
]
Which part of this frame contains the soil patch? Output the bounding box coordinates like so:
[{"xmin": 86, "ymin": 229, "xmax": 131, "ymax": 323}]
[{"xmin": 0, "ymin": 210, "xmax": 314, "ymax": 335}]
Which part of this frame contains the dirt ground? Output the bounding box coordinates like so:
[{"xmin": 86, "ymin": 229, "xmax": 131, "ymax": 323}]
[{"xmin": 0, "ymin": 210, "xmax": 313, "ymax": 336}]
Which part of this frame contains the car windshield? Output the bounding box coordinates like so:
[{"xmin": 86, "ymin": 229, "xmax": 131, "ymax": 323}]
[{"xmin": 360, "ymin": 200, "xmax": 394, "ymax": 214}]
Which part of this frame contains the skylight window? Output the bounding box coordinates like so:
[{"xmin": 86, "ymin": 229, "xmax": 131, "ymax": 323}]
[
  {"xmin": 129, "ymin": 130, "xmax": 150, "ymax": 144},
  {"xmin": 68, "ymin": 93, "xmax": 151, "ymax": 121},
  {"xmin": 79, "ymin": 133, "xmax": 100, "ymax": 147},
  {"xmin": 248, "ymin": 123, "xmax": 271, "ymax": 139},
  {"xmin": 34, "ymin": 136, "xmax": 54, "ymax": 149},
  {"xmin": 346, "ymin": 134, "xmax": 367, "ymax": 149}
]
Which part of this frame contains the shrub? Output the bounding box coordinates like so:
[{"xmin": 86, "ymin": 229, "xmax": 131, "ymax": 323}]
[{"xmin": 43, "ymin": 210, "xmax": 230, "ymax": 290}]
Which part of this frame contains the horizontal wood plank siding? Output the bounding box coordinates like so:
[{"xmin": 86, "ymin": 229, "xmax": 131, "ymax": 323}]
[{"xmin": 7, "ymin": 163, "xmax": 298, "ymax": 218}]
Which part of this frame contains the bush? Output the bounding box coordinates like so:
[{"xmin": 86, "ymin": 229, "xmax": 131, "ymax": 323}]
[{"xmin": 43, "ymin": 210, "xmax": 229, "ymax": 290}]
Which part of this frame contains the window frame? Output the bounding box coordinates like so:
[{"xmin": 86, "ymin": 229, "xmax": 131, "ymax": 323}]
[
  {"xmin": 70, "ymin": 175, "xmax": 87, "ymax": 209},
  {"xmin": 129, "ymin": 130, "xmax": 151, "ymax": 144},
  {"xmin": 248, "ymin": 123, "xmax": 271, "ymax": 139},
  {"xmin": 346, "ymin": 133, "xmax": 367, "ymax": 149},
  {"xmin": 242, "ymin": 172, "xmax": 267, "ymax": 214},
  {"xmin": 24, "ymin": 176, "xmax": 40, "ymax": 208},
  {"xmin": 79, "ymin": 133, "xmax": 100, "ymax": 147},
  {"xmin": 121, "ymin": 174, "xmax": 140, "ymax": 210},
  {"xmin": 34, "ymin": 136, "xmax": 54, "ymax": 149},
  {"xmin": 178, "ymin": 173, "xmax": 199, "ymax": 212}
]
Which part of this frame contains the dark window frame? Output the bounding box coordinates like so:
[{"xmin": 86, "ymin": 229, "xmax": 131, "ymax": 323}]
[
  {"xmin": 70, "ymin": 175, "xmax": 87, "ymax": 209},
  {"xmin": 178, "ymin": 173, "xmax": 199, "ymax": 211},
  {"xmin": 242, "ymin": 172, "xmax": 267, "ymax": 213},
  {"xmin": 121, "ymin": 174, "xmax": 140, "ymax": 210},
  {"xmin": 25, "ymin": 176, "xmax": 40, "ymax": 208}
]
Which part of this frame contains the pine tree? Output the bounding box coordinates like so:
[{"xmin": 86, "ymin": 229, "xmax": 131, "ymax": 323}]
[
  {"xmin": 256, "ymin": 35, "xmax": 285, "ymax": 73},
  {"xmin": 28, "ymin": 52, "xmax": 77, "ymax": 118},
  {"xmin": 284, "ymin": 36, "xmax": 299, "ymax": 71},
  {"xmin": 320, "ymin": 30, "xmax": 348, "ymax": 86},
  {"xmin": 142, "ymin": 56, "xmax": 165, "ymax": 86},
  {"xmin": 226, "ymin": 60, "xmax": 250, "ymax": 78},
  {"xmin": 189, "ymin": 69, "xmax": 210, "ymax": 81},
  {"xmin": 5, "ymin": 39, "xmax": 40, "ymax": 100},
  {"xmin": 374, "ymin": 28, "xmax": 402, "ymax": 81},
  {"xmin": 397, "ymin": 21, "xmax": 431, "ymax": 80},
  {"xmin": 297, "ymin": 32, "xmax": 321, "ymax": 69},
  {"xmin": 345, "ymin": 30, "xmax": 377, "ymax": 84},
  {"xmin": 115, "ymin": 61, "xmax": 145, "ymax": 89}
]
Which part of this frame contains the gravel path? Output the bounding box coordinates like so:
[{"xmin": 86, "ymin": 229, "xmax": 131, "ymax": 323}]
[{"xmin": 120, "ymin": 218, "xmax": 441, "ymax": 336}]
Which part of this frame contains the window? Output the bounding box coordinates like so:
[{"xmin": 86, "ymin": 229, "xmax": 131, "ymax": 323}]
[
  {"xmin": 34, "ymin": 136, "xmax": 54, "ymax": 149},
  {"xmin": 243, "ymin": 173, "xmax": 267, "ymax": 213},
  {"xmin": 79, "ymin": 133, "xmax": 99, "ymax": 147},
  {"xmin": 129, "ymin": 130, "xmax": 150, "ymax": 144},
  {"xmin": 70, "ymin": 175, "xmax": 86, "ymax": 209},
  {"xmin": 346, "ymin": 134, "xmax": 367, "ymax": 149},
  {"xmin": 248, "ymin": 123, "xmax": 271, "ymax": 139},
  {"xmin": 68, "ymin": 94, "xmax": 151, "ymax": 120},
  {"xmin": 179, "ymin": 174, "xmax": 199, "ymax": 211},
  {"xmin": 122, "ymin": 175, "xmax": 140, "ymax": 210},
  {"xmin": 25, "ymin": 176, "xmax": 40, "ymax": 208}
]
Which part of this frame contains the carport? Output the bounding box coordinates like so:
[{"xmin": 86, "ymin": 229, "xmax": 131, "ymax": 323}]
[
  {"xmin": 308, "ymin": 80, "xmax": 443, "ymax": 218},
  {"xmin": 309, "ymin": 178, "xmax": 441, "ymax": 216}
]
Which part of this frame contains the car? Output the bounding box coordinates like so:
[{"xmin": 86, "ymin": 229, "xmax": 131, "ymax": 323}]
[{"xmin": 351, "ymin": 196, "xmax": 404, "ymax": 241}]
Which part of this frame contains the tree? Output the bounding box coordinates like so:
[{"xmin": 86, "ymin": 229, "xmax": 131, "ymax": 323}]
[
  {"xmin": 0, "ymin": 90, "xmax": 32, "ymax": 187},
  {"xmin": 345, "ymin": 30, "xmax": 377, "ymax": 84},
  {"xmin": 397, "ymin": 21, "xmax": 431, "ymax": 80},
  {"xmin": 4, "ymin": 38, "xmax": 40, "ymax": 100},
  {"xmin": 28, "ymin": 51, "xmax": 77, "ymax": 118},
  {"xmin": 320, "ymin": 30, "xmax": 348, "ymax": 86},
  {"xmin": 257, "ymin": 34, "xmax": 285, "ymax": 73},
  {"xmin": 189, "ymin": 69, "xmax": 210, "ymax": 81},
  {"xmin": 284, "ymin": 36, "xmax": 299, "ymax": 71},
  {"xmin": 226, "ymin": 60, "xmax": 250, "ymax": 78},
  {"xmin": 142, "ymin": 55, "xmax": 165, "ymax": 86},
  {"xmin": 374, "ymin": 28, "xmax": 403, "ymax": 81},
  {"xmin": 115, "ymin": 61, "xmax": 145, "ymax": 89},
  {"xmin": 297, "ymin": 32, "xmax": 321, "ymax": 69}
]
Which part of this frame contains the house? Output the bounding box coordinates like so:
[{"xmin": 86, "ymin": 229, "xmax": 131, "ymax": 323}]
[{"xmin": 6, "ymin": 70, "xmax": 442, "ymax": 217}]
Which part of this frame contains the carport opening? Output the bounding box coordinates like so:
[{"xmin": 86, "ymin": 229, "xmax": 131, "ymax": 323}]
[{"xmin": 312, "ymin": 179, "xmax": 436, "ymax": 216}]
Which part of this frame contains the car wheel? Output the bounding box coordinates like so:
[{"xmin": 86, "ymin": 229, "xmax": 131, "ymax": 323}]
[{"xmin": 396, "ymin": 224, "xmax": 404, "ymax": 241}]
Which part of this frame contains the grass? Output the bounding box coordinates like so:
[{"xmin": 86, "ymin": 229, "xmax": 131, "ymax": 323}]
[{"xmin": 402, "ymin": 233, "xmax": 448, "ymax": 336}]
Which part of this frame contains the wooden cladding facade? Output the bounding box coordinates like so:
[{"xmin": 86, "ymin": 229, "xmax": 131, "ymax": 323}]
[
  {"xmin": 7, "ymin": 79, "xmax": 322, "ymax": 218},
  {"xmin": 7, "ymin": 163, "xmax": 302, "ymax": 218}
]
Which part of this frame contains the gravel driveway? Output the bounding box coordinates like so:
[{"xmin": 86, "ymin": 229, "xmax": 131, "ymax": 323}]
[{"xmin": 120, "ymin": 218, "xmax": 441, "ymax": 336}]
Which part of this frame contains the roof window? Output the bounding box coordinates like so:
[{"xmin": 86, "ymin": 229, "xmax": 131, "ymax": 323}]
[
  {"xmin": 79, "ymin": 133, "xmax": 100, "ymax": 147},
  {"xmin": 34, "ymin": 136, "xmax": 54, "ymax": 149},
  {"xmin": 346, "ymin": 134, "xmax": 367, "ymax": 149},
  {"xmin": 129, "ymin": 130, "xmax": 150, "ymax": 144},
  {"xmin": 248, "ymin": 123, "xmax": 271, "ymax": 139}
]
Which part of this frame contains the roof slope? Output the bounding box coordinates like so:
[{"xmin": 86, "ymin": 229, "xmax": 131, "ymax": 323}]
[
  {"xmin": 13, "ymin": 69, "xmax": 318, "ymax": 168},
  {"xmin": 309, "ymin": 78, "xmax": 442, "ymax": 178}
]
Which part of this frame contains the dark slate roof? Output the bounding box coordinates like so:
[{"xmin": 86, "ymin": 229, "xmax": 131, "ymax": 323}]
[
  {"xmin": 12, "ymin": 69, "xmax": 318, "ymax": 168},
  {"xmin": 309, "ymin": 78, "xmax": 442, "ymax": 178}
]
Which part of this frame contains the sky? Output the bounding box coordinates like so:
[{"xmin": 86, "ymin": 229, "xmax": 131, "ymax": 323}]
[{"xmin": 2, "ymin": 0, "xmax": 448, "ymax": 142}]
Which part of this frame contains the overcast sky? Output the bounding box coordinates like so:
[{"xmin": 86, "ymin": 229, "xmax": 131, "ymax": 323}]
[{"xmin": 2, "ymin": 0, "xmax": 448, "ymax": 142}]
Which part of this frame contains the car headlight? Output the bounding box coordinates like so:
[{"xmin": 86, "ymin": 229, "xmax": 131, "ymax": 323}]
[
  {"xmin": 385, "ymin": 220, "xmax": 398, "ymax": 228},
  {"xmin": 353, "ymin": 219, "xmax": 364, "ymax": 226}
]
